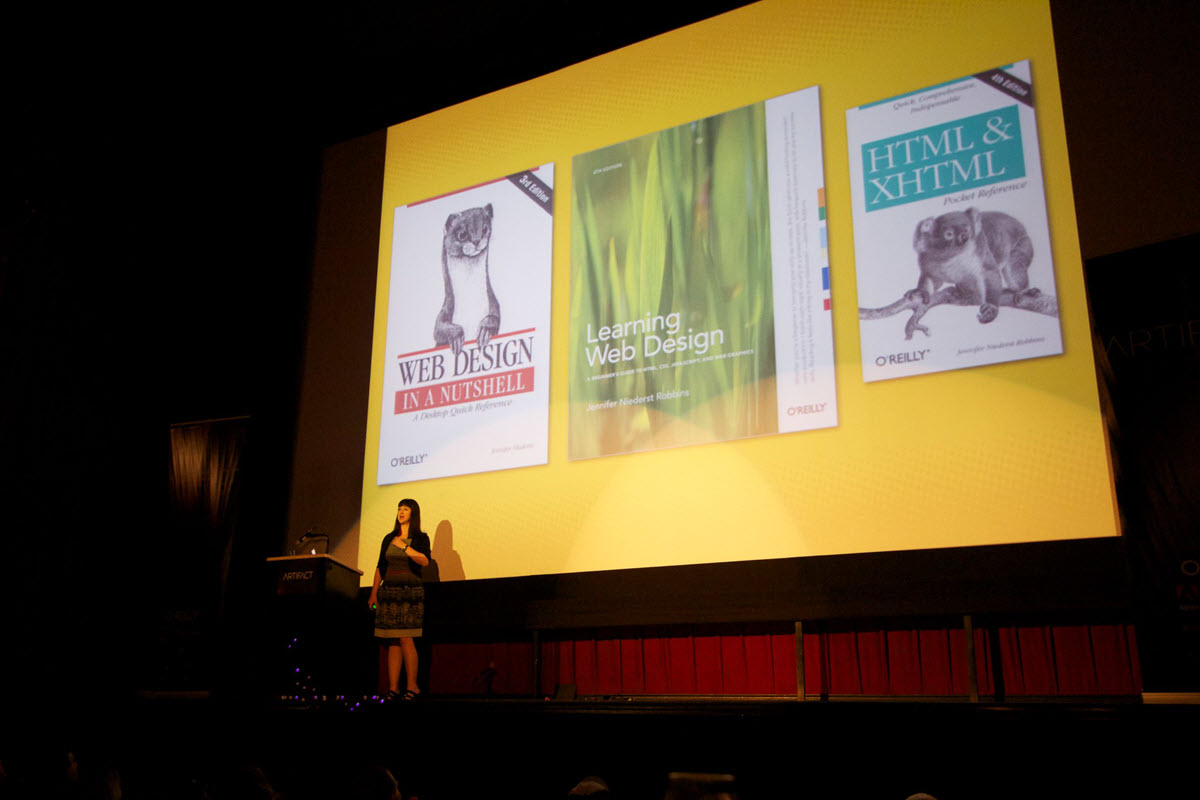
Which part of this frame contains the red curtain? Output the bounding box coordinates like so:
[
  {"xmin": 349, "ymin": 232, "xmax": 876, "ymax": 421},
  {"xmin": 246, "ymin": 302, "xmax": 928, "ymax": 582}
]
[{"xmin": 423, "ymin": 622, "xmax": 1141, "ymax": 698}]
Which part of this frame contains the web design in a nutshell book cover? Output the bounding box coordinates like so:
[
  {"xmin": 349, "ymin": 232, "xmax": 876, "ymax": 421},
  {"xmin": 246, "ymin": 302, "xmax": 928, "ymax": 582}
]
[{"xmin": 377, "ymin": 165, "xmax": 554, "ymax": 485}]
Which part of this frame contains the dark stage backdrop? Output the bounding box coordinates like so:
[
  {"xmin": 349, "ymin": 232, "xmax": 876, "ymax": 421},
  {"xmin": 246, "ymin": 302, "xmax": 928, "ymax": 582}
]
[{"xmin": 1087, "ymin": 233, "xmax": 1200, "ymax": 691}]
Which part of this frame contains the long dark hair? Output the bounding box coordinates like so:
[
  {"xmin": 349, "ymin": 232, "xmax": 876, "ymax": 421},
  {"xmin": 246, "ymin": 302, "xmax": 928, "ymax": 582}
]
[{"xmin": 390, "ymin": 498, "xmax": 423, "ymax": 536}]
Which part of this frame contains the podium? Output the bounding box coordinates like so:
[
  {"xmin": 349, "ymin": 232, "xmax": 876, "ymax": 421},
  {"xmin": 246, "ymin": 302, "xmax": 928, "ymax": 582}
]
[
  {"xmin": 265, "ymin": 555, "xmax": 371, "ymax": 698},
  {"xmin": 267, "ymin": 553, "xmax": 362, "ymax": 600}
]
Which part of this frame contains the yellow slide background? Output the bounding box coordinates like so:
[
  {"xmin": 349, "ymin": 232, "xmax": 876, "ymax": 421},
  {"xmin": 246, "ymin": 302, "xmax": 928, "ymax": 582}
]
[{"xmin": 360, "ymin": 0, "xmax": 1117, "ymax": 583}]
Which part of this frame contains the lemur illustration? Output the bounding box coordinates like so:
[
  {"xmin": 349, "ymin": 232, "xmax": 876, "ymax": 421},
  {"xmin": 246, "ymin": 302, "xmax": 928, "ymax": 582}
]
[{"xmin": 909, "ymin": 207, "xmax": 1040, "ymax": 324}]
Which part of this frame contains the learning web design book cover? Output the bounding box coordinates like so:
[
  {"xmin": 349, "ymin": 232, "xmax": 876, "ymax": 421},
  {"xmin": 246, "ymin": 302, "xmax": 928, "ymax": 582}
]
[
  {"xmin": 848, "ymin": 61, "xmax": 1063, "ymax": 382},
  {"xmin": 568, "ymin": 86, "xmax": 836, "ymax": 460}
]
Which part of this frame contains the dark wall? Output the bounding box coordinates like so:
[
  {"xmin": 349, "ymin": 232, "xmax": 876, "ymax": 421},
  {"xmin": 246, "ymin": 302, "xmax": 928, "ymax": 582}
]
[
  {"xmin": 1052, "ymin": 1, "xmax": 1200, "ymax": 258},
  {"xmin": 285, "ymin": 132, "xmax": 385, "ymax": 565}
]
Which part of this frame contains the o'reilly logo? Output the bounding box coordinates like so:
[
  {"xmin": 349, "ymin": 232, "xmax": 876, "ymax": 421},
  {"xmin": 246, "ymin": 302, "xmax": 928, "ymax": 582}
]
[{"xmin": 786, "ymin": 402, "xmax": 827, "ymax": 415}]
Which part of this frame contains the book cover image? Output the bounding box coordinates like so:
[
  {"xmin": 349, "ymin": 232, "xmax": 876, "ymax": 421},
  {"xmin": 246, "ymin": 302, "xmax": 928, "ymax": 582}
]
[
  {"xmin": 568, "ymin": 86, "xmax": 836, "ymax": 460},
  {"xmin": 848, "ymin": 61, "xmax": 1063, "ymax": 382},
  {"xmin": 376, "ymin": 165, "xmax": 554, "ymax": 485}
]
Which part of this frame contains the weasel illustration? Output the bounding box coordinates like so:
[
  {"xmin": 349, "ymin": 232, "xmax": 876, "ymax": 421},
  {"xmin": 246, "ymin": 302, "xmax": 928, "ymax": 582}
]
[
  {"xmin": 910, "ymin": 207, "xmax": 1039, "ymax": 324},
  {"xmin": 434, "ymin": 203, "xmax": 499, "ymax": 355}
]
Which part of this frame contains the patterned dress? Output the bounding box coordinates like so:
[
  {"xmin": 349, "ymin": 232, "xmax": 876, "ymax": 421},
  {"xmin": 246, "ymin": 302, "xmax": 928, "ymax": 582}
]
[{"xmin": 375, "ymin": 538, "xmax": 425, "ymax": 638}]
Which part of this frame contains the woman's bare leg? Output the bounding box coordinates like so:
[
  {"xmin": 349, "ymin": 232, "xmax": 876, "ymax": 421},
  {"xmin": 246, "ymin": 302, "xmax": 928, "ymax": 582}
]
[
  {"xmin": 387, "ymin": 643, "xmax": 403, "ymax": 693},
  {"xmin": 401, "ymin": 637, "xmax": 420, "ymax": 694}
]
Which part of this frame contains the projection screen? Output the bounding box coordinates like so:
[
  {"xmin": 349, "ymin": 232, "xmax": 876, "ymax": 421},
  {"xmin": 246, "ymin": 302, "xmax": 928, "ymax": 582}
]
[{"xmin": 358, "ymin": 0, "xmax": 1118, "ymax": 585}]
